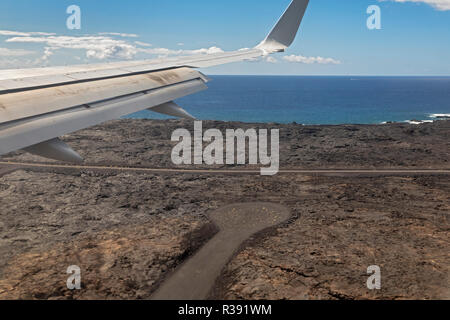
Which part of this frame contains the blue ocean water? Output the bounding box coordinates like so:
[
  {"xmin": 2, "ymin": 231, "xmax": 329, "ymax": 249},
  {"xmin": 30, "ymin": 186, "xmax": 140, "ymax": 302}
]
[{"xmin": 125, "ymin": 76, "xmax": 450, "ymax": 125}]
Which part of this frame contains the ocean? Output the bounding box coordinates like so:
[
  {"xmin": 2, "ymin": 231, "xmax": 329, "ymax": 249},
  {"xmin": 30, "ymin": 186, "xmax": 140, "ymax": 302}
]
[{"xmin": 124, "ymin": 76, "xmax": 450, "ymax": 125}]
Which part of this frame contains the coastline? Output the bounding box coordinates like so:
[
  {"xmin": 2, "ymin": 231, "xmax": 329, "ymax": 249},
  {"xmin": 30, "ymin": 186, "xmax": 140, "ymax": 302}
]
[{"xmin": 3, "ymin": 119, "xmax": 449, "ymax": 169}]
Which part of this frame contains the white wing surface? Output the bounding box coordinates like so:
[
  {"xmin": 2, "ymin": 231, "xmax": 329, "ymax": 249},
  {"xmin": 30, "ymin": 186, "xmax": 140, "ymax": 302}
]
[{"xmin": 0, "ymin": 0, "xmax": 309, "ymax": 162}]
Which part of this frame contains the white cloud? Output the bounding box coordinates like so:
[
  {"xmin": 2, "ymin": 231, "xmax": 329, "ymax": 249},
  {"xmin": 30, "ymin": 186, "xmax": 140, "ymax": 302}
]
[
  {"xmin": 3, "ymin": 29, "xmax": 226, "ymax": 62},
  {"xmin": 1, "ymin": 28, "xmax": 339, "ymax": 70},
  {"xmin": 0, "ymin": 58, "xmax": 38, "ymax": 68},
  {"xmin": 0, "ymin": 30, "xmax": 55, "ymax": 37},
  {"xmin": 135, "ymin": 41, "xmax": 152, "ymax": 47},
  {"xmin": 283, "ymin": 55, "xmax": 341, "ymax": 65},
  {"xmin": 265, "ymin": 56, "xmax": 278, "ymax": 63},
  {"xmin": 139, "ymin": 46, "xmax": 224, "ymax": 56},
  {"xmin": 98, "ymin": 32, "xmax": 138, "ymax": 38},
  {"xmin": 41, "ymin": 47, "xmax": 57, "ymax": 61},
  {"xmin": 382, "ymin": 0, "xmax": 450, "ymax": 10},
  {"xmin": 0, "ymin": 47, "xmax": 35, "ymax": 56},
  {"xmin": 6, "ymin": 35, "xmax": 139, "ymax": 60},
  {"xmin": 188, "ymin": 46, "xmax": 224, "ymax": 55}
]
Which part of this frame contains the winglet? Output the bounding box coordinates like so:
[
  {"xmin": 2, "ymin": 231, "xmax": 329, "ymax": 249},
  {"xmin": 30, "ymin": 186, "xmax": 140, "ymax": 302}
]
[{"xmin": 256, "ymin": 0, "xmax": 310, "ymax": 53}]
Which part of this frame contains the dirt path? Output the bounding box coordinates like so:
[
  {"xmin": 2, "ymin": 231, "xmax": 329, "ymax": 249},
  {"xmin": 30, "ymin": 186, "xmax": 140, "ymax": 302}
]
[
  {"xmin": 151, "ymin": 203, "xmax": 291, "ymax": 300},
  {"xmin": 0, "ymin": 161, "xmax": 449, "ymax": 175}
]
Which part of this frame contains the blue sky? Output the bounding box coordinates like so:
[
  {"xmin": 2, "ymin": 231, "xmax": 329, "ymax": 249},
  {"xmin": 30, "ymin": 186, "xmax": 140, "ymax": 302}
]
[{"xmin": 0, "ymin": 0, "xmax": 449, "ymax": 75}]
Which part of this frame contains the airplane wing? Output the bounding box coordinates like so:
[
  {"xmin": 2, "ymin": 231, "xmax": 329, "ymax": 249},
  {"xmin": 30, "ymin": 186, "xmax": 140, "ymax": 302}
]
[{"xmin": 0, "ymin": 0, "xmax": 309, "ymax": 162}]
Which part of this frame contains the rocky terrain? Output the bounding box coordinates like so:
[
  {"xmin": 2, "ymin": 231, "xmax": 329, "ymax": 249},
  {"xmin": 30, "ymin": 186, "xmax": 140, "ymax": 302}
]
[
  {"xmin": 0, "ymin": 119, "xmax": 449, "ymax": 300},
  {"xmin": 211, "ymin": 175, "xmax": 449, "ymax": 300},
  {"xmin": 2, "ymin": 119, "xmax": 449, "ymax": 169}
]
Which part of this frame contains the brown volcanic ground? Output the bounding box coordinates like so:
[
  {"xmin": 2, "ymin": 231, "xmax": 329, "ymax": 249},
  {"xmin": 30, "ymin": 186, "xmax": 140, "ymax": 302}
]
[
  {"xmin": 2, "ymin": 119, "xmax": 449, "ymax": 169},
  {"xmin": 0, "ymin": 119, "xmax": 449, "ymax": 300}
]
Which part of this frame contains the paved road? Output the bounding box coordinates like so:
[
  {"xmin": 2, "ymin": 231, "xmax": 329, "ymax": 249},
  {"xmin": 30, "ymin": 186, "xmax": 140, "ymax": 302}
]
[
  {"xmin": 1, "ymin": 161, "xmax": 449, "ymax": 175},
  {"xmin": 151, "ymin": 203, "xmax": 291, "ymax": 300}
]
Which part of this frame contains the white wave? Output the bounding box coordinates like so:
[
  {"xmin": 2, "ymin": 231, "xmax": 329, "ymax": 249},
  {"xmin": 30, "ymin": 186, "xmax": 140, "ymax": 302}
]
[
  {"xmin": 405, "ymin": 120, "xmax": 434, "ymax": 125},
  {"xmin": 380, "ymin": 121, "xmax": 397, "ymax": 124},
  {"xmin": 429, "ymin": 113, "xmax": 450, "ymax": 118}
]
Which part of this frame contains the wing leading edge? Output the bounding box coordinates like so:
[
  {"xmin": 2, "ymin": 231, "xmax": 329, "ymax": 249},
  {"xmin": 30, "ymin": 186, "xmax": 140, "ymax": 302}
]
[{"xmin": 0, "ymin": 0, "xmax": 310, "ymax": 161}]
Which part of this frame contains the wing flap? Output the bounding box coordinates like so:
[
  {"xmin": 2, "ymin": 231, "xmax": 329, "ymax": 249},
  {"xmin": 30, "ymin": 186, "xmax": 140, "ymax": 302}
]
[
  {"xmin": 150, "ymin": 101, "xmax": 196, "ymax": 120},
  {"xmin": 0, "ymin": 78, "xmax": 207, "ymax": 155},
  {"xmin": 24, "ymin": 138, "xmax": 83, "ymax": 163},
  {"xmin": 0, "ymin": 67, "xmax": 206, "ymax": 124}
]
